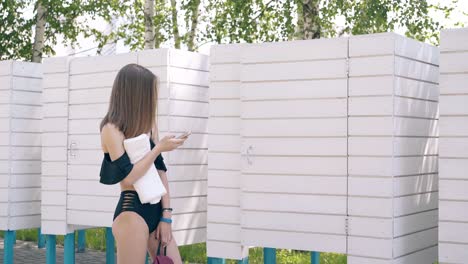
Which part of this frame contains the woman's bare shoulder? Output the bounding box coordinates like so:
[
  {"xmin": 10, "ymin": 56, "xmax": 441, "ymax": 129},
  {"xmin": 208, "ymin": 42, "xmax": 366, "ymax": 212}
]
[{"xmin": 101, "ymin": 123, "xmax": 125, "ymax": 153}]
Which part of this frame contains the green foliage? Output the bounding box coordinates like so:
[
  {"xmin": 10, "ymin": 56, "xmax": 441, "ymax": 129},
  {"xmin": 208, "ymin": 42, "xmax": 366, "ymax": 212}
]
[
  {"xmin": 1, "ymin": 0, "xmax": 466, "ymax": 60},
  {"xmin": 92, "ymin": 0, "xmax": 173, "ymax": 51},
  {"xmin": 199, "ymin": 0, "xmax": 463, "ymax": 45},
  {"xmin": 333, "ymin": 0, "xmax": 456, "ymax": 44},
  {"xmin": 0, "ymin": 0, "xmax": 35, "ymax": 60},
  {"xmin": 0, "ymin": 0, "xmax": 125, "ymax": 61},
  {"xmin": 203, "ymin": 0, "xmax": 295, "ymax": 44}
]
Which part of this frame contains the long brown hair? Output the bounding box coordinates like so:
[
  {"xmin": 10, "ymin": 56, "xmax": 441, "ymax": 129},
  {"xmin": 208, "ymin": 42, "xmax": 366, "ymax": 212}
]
[{"xmin": 99, "ymin": 63, "xmax": 158, "ymax": 139}]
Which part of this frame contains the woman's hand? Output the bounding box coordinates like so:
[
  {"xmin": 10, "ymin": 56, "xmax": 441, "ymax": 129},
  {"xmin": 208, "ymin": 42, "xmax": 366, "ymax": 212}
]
[
  {"xmin": 155, "ymin": 221, "xmax": 172, "ymax": 247},
  {"xmin": 156, "ymin": 134, "xmax": 186, "ymax": 152}
]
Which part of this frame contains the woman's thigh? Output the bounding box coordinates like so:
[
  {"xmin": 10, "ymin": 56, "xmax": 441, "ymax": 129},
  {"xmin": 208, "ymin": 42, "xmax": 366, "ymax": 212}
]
[
  {"xmin": 147, "ymin": 231, "xmax": 183, "ymax": 264},
  {"xmin": 112, "ymin": 211, "xmax": 149, "ymax": 264}
]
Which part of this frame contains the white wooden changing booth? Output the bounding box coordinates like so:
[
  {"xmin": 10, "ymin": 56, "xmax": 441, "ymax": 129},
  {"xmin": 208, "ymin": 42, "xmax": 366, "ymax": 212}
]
[
  {"xmin": 41, "ymin": 49, "xmax": 208, "ymax": 246},
  {"xmin": 439, "ymin": 27, "xmax": 468, "ymax": 264},
  {"xmin": 208, "ymin": 32, "xmax": 439, "ymax": 263},
  {"xmin": 347, "ymin": 33, "xmax": 439, "ymax": 264},
  {"xmin": 0, "ymin": 60, "xmax": 42, "ymax": 230}
]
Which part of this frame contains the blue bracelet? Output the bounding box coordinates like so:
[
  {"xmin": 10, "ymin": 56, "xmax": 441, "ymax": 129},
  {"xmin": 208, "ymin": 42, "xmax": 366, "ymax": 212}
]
[{"xmin": 160, "ymin": 217, "xmax": 172, "ymax": 224}]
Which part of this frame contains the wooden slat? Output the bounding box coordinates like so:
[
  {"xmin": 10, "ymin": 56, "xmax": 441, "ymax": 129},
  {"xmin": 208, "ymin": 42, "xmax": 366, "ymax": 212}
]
[
  {"xmin": 349, "ymin": 56, "xmax": 393, "ymax": 77},
  {"xmin": 210, "ymin": 44, "xmax": 242, "ymax": 64},
  {"xmin": 242, "ymin": 60, "xmax": 347, "ymax": 82},
  {"xmin": 242, "ymin": 211, "xmax": 346, "ymax": 234},
  {"xmin": 243, "ymin": 118, "xmax": 347, "ymax": 137},
  {"xmin": 169, "ymin": 49, "xmax": 209, "ymax": 71},
  {"xmin": 349, "ymin": 137, "xmax": 438, "ymax": 156},
  {"xmin": 70, "ymin": 52, "xmax": 137, "ymax": 74},
  {"xmin": 242, "ymin": 192, "xmax": 346, "ymax": 215},
  {"xmin": 241, "ymin": 79, "xmax": 347, "ymax": 100},
  {"xmin": 243, "ymin": 156, "xmax": 347, "ymax": 176},
  {"xmin": 440, "ymin": 51, "xmax": 468, "ymax": 73},
  {"xmin": 241, "ymin": 37, "xmax": 348, "ymax": 63},
  {"xmin": 349, "ymin": 117, "xmax": 438, "ymax": 137},
  {"xmin": 440, "ymin": 73, "xmax": 468, "ymax": 95},
  {"xmin": 349, "ymin": 156, "xmax": 437, "ymax": 177},
  {"xmin": 441, "ymin": 27, "xmax": 468, "ymax": 52},
  {"xmin": 394, "ymin": 210, "xmax": 438, "ymax": 237},
  {"xmin": 242, "ymin": 174, "xmax": 346, "ymax": 195},
  {"xmin": 393, "ymin": 228, "xmax": 437, "ymax": 258}
]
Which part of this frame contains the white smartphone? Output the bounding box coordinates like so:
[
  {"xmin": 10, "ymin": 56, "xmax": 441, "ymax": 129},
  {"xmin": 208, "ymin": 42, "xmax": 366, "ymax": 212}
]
[{"xmin": 176, "ymin": 131, "xmax": 192, "ymax": 139}]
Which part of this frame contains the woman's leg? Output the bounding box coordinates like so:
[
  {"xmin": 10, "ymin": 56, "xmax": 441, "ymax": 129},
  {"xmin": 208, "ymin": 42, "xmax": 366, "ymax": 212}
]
[
  {"xmin": 147, "ymin": 231, "xmax": 183, "ymax": 264},
  {"xmin": 112, "ymin": 211, "xmax": 149, "ymax": 264}
]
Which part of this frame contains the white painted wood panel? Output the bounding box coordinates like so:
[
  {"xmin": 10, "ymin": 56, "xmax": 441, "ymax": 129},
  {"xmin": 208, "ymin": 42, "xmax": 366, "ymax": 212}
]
[
  {"xmin": 239, "ymin": 37, "xmax": 349, "ymax": 256},
  {"xmin": 208, "ymin": 44, "xmax": 248, "ymax": 260},
  {"xmin": 440, "ymin": 27, "xmax": 468, "ymax": 264},
  {"xmin": 348, "ymin": 33, "xmax": 439, "ymax": 264},
  {"xmin": 40, "ymin": 50, "xmax": 208, "ymax": 245},
  {"xmin": 0, "ymin": 60, "xmax": 42, "ymax": 231},
  {"xmin": 208, "ymin": 33, "xmax": 439, "ymax": 261}
]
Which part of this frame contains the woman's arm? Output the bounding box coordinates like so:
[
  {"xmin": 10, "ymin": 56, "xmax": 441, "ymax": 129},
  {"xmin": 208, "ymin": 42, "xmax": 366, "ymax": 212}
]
[
  {"xmin": 102, "ymin": 123, "xmax": 163, "ymax": 185},
  {"xmin": 151, "ymin": 125, "xmax": 172, "ymax": 218},
  {"xmin": 159, "ymin": 170, "xmax": 171, "ymax": 217}
]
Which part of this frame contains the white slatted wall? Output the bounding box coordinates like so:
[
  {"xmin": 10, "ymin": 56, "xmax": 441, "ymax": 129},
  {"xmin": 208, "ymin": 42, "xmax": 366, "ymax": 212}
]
[
  {"xmin": 439, "ymin": 27, "xmax": 468, "ymax": 264},
  {"xmin": 41, "ymin": 57, "xmax": 74, "ymax": 234},
  {"xmin": 0, "ymin": 60, "xmax": 42, "ymax": 230},
  {"xmin": 208, "ymin": 33, "xmax": 439, "ymax": 262},
  {"xmin": 348, "ymin": 33, "xmax": 439, "ymax": 263},
  {"xmin": 239, "ymin": 39, "xmax": 349, "ymax": 253},
  {"xmin": 207, "ymin": 44, "xmax": 249, "ymax": 259},
  {"xmin": 143, "ymin": 49, "xmax": 209, "ymax": 245},
  {"xmin": 41, "ymin": 50, "xmax": 208, "ymax": 244}
]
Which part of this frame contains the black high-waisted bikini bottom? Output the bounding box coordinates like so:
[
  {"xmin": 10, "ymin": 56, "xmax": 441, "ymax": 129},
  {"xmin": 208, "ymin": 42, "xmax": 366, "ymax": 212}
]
[{"xmin": 113, "ymin": 190, "xmax": 162, "ymax": 233}]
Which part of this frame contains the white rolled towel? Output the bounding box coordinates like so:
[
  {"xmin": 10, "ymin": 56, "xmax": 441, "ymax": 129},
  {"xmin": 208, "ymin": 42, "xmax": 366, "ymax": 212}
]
[{"xmin": 123, "ymin": 133, "xmax": 167, "ymax": 204}]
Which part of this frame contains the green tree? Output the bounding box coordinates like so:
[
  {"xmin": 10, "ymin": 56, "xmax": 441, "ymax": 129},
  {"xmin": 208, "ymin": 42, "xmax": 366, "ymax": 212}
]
[
  {"xmin": 0, "ymin": 0, "xmax": 123, "ymax": 61},
  {"xmin": 0, "ymin": 0, "xmax": 35, "ymax": 60},
  {"xmin": 205, "ymin": 0, "xmax": 462, "ymax": 44}
]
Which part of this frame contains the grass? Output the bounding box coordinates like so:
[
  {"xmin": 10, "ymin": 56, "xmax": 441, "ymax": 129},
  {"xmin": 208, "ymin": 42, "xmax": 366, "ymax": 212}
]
[{"xmin": 1, "ymin": 229, "xmax": 347, "ymax": 263}]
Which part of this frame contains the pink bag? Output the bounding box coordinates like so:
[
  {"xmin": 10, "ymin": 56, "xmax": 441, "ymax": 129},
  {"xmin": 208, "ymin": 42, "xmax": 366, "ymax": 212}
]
[{"xmin": 153, "ymin": 240, "xmax": 174, "ymax": 264}]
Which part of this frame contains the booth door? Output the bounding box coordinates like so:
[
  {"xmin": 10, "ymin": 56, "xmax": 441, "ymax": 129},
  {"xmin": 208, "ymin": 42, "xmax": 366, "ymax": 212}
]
[{"xmin": 239, "ymin": 38, "xmax": 349, "ymax": 253}]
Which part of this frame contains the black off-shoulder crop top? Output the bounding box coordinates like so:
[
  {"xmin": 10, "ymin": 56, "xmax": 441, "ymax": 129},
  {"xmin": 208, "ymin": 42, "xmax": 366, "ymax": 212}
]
[{"xmin": 99, "ymin": 137, "xmax": 167, "ymax": 185}]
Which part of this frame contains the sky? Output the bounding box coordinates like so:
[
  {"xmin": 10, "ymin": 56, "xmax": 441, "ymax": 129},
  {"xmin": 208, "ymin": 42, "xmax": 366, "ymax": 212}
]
[{"xmin": 46, "ymin": 0, "xmax": 468, "ymax": 57}]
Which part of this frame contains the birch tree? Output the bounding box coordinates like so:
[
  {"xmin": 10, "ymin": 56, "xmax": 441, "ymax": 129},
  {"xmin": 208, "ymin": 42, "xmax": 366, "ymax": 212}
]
[
  {"xmin": 32, "ymin": 1, "xmax": 46, "ymax": 62},
  {"xmin": 144, "ymin": 0, "xmax": 155, "ymax": 49}
]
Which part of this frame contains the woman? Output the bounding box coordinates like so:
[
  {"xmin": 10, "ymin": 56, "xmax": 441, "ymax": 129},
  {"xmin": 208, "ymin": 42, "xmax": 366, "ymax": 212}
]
[{"xmin": 98, "ymin": 63, "xmax": 186, "ymax": 264}]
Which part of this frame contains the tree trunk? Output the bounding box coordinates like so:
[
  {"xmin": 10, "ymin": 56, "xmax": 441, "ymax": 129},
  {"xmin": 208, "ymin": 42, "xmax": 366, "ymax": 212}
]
[
  {"xmin": 144, "ymin": 0, "xmax": 155, "ymax": 49},
  {"xmin": 32, "ymin": 1, "xmax": 47, "ymax": 62},
  {"xmin": 186, "ymin": 0, "xmax": 201, "ymax": 51},
  {"xmin": 170, "ymin": 0, "xmax": 181, "ymax": 49},
  {"xmin": 154, "ymin": 0, "xmax": 163, "ymax": 48},
  {"xmin": 302, "ymin": 0, "xmax": 321, "ymax": 39},
  {"xmin": 293, "ymin": 0, "xmax": 304, "ymax": 40}
]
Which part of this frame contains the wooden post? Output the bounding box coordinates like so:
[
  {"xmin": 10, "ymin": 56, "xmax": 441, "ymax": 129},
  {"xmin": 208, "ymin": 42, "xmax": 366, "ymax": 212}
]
[
  {"xmin": 46, "ymin": 235, "xmax": 56, "ymax": 264},
  {"xmin": 3, "ymin": 230, "xmax": 15, "ymax": 264},
  {"xmin": 38, "ymin": 228, "xmax": 46, "ymax": 248},
  {"xmin": 264, "ymin": 248, "xmax": 276, "ymax": 264},
  {"xmin": 64, "ymin": 232, "xmax": 75, "ymax": 264},
  {"xmin": 106, "ymin": 227, "xmax": 115, "ymax": 264},
  {"xmin": 207, "ymin": 257, "xmax": 226, "ymax": 264},
  {"xmin": 77, "ymin": 230, "xmax": 86, "ymax": 253},
  {"xmin": 311, "ymin": 251, "xmax": 320, "ymax": 264}
]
